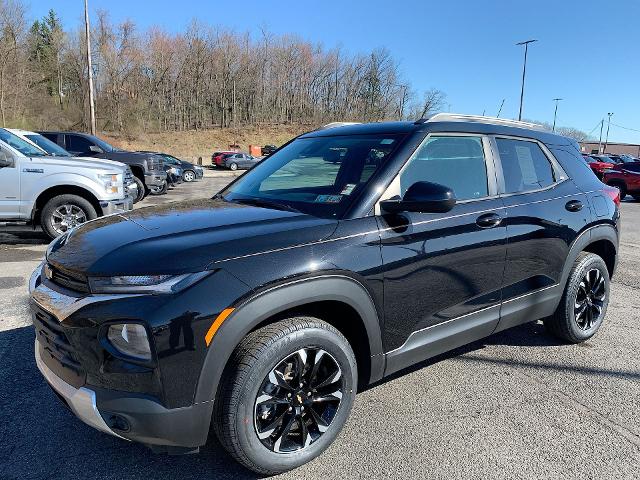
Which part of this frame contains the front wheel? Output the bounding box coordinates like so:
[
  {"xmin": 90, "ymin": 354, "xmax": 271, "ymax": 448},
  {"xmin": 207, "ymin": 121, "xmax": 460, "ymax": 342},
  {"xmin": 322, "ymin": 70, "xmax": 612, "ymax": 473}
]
[
  {"xmin": 40, "ymin": 194, "xmax": 97, "ymax": 239},
  {"xmin": 544, "ymin": 252, "xmax": 610, "ymax": 343},
  {"xmin": 132, "ymin": 176, "xmax": 145, "ymax": 203},
  {"xmin": 214, "ymin": 317, "xmax": 357, "ymax": 475}
]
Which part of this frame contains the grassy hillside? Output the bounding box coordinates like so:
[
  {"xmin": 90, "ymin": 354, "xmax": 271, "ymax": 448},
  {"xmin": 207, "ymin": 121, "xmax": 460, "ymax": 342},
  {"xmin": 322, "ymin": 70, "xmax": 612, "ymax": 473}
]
[{"xmin": 101, "ymin": 124, "xmax": 312, "ymax": 164}]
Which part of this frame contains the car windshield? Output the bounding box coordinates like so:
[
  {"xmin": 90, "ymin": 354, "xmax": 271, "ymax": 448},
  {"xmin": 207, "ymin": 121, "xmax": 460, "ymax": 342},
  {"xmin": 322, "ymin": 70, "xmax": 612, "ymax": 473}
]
[
  {"xmin": 222, "ymin": 133, "xmax": 404, "ymax": 218},
  {"xmin": 25, "ymin": 134, "xmax": 71, "ymax": 156},
  {"xmin": 0, "ymin": 129, "xmax": 48, "ymax": 157}
]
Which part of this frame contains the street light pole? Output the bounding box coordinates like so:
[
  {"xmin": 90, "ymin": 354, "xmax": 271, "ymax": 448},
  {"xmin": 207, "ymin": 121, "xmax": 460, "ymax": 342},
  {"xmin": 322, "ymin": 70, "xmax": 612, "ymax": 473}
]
[
  {"xmin": 552, "ymin": 98, "xmax": 562, "ymax": 132},
  {"xmin": 604, "ymin": 112, "xmax": 614, "ymax": 153},
  {"xmin": 598, "ymin": 119, "xmax": 604, "ymax": 153},
  {"xmin": 516, "ymin": 39, "xmax": 537, "ymax": 121}
]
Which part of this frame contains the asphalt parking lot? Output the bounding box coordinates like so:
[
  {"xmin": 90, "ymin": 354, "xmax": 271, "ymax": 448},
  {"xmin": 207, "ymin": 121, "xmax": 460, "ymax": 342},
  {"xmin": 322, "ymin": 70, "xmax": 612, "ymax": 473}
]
[{"xmin": 1, "ymin": 174, "xmax": 639, "ymax": 480}]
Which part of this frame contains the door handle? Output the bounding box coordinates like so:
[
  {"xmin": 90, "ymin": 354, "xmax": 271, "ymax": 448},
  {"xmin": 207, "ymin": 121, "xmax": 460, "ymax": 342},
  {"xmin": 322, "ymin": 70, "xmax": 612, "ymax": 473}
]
[
  {"xmin": 565, "ymin": 200, "xmax": 583, "ymax": 212},
  {"xmin": 476, "ymin": 213, "xmax": 502, "ymax": 229}
]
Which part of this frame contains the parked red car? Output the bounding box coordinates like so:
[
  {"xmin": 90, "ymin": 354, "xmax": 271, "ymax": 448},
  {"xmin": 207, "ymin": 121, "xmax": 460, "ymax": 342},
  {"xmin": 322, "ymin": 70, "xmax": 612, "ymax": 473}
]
[
  {"xmin": 602, "ymin": 162, "xmax": 640, "ymax": 201},
  {"xmin": 583, "ymin": 154, "xmax": 616, "ymax": 179},
  {"xmin": 211, "ymin": 150, "xmax": 237, "ymax": 167}
]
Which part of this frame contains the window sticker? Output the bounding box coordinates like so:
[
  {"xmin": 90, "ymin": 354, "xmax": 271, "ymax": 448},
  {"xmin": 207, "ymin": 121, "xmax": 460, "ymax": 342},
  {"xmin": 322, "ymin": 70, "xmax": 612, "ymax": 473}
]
[
  {"xmin": 340, "ymin": 184, "xmax": 356, "ymax": 195},
  {"xmin": 315, "ymin": 194, "xmax": 343, "ymax": 203},
  {"xmin": 380, "ymin": 139, "xmax": 395, "ymax": 145},
  {"xmin": 515, "ymin": 145, "xmax": 537, "ymax": 184}
]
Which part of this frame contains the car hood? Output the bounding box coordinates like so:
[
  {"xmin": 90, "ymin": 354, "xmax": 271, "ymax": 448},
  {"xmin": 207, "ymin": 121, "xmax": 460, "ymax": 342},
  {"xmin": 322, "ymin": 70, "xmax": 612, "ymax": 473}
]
[
  {"xmin": 37, "ymin": 155, "xmax": 127, "ymax": 173},
  {"xmin": 47, "ymin": 199, "xmax": 338, "ymax": 276}
]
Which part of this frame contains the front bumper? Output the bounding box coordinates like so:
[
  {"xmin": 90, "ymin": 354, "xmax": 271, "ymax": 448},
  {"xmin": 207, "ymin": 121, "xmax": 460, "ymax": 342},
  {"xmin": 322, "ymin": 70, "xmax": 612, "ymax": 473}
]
[
  {"xmin": 34, "ymin": 339, "xmax": 126, "ymax": 440},
  {"xmin": 144, "ymin": 173, "xmax": 166, "ymax": 188},
  {"xmin": 100, "ymin": 196, "xmax": 133, "ymax": 216}
]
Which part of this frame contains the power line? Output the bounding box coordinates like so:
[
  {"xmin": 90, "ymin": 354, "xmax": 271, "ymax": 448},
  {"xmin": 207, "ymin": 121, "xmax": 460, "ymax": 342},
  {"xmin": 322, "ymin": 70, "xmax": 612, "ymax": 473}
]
[{"xmin": 610, "ymin": 122, "xmax": 640, "ymax": 133}]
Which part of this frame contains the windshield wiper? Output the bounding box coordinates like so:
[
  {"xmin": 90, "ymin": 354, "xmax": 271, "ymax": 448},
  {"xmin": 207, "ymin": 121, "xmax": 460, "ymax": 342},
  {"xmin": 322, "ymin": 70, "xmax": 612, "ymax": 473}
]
[{"xmin": 231, "ymin": 197, "xmax": 302, "ymax": 213}]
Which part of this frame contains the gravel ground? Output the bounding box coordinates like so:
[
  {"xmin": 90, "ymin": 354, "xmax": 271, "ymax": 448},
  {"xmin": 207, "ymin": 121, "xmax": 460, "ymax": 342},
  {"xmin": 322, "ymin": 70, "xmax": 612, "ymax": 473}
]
[{"xmin": 1, "ymin": 175, "xmax": 639, "ymax": 480}]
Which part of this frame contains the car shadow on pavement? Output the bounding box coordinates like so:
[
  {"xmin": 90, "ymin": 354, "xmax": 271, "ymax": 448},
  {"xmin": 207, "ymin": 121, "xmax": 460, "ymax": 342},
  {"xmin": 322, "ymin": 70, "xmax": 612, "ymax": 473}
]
[
  {"xmin": 0, "ymin": 326, "xmax": 260, "ymax": 480},
  {"xmin": 0, "ymin": 226, "xmax": 50, "ymax": 246}
]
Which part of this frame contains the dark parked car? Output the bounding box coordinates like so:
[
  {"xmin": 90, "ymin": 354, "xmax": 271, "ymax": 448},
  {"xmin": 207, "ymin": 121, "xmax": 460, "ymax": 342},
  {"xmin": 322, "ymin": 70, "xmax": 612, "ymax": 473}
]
[
  {"xmin": 218, "ymin": 152, "xmax": 260, "ymax": 170},
  {"xmin": 31, "ymin": 114, "xmax": 619, "ymax": 474},
  {"xmin": 39, "ymin": 131, "xmax": 166, "ymax": 203},
  {"xmin": 140, "ymin": 151, "xmax": 204, "ymax": 182},
  {"xmin": 261, "ymin": 144, "xmax": 278, "ymax": 156},
  {"xmin": 603, "ymin": 161, "xmax": 640, "ymax": 200}
]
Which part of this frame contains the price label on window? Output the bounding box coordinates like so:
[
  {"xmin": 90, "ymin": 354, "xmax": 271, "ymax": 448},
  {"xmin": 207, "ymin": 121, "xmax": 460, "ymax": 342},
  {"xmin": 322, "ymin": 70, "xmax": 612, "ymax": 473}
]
[{"xmin": 515, "ymin": 145, "xmax": 537, "ymax": 185}]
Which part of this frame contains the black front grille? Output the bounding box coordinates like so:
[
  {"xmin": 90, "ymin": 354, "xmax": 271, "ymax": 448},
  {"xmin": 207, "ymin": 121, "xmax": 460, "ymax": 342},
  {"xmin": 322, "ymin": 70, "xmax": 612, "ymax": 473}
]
[
  {"xmin": 33, "ymin": 306, "xmax": 85, "ymax": 387},
  {"xmin": 47, "ymin": 264, "xmax": 90, "ymax": 293}
]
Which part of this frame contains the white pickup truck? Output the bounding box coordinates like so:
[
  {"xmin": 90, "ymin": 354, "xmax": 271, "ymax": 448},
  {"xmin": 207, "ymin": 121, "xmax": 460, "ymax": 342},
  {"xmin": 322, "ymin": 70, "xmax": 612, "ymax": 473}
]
[{"xmin": 0, "ymin": 128, "xmax": 133, "ymax": 238}]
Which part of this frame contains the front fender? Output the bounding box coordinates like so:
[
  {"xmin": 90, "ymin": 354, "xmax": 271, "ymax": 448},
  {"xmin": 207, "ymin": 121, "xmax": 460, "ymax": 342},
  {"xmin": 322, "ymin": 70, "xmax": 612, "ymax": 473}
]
[{"xmin": 194, "ymin": 275, "xmax": 384, "ymax": 405}]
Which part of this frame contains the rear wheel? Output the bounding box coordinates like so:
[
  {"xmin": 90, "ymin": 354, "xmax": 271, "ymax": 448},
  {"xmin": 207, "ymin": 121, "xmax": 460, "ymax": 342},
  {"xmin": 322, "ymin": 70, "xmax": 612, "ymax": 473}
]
[
  {"xmin": 183, "ymin": 170, "xmax": 196, "ymax": 182},
  {"xmin": 41, "ymin": 194, "xmax": 97, "ymax": 239},
  {"xmin": 544, "ymin": 252, "xmax": 610, "ymax": 343},
  {"xmin": 214, "ymin": 317, "xmax": 357, "ymax": 475},
  {"xmin": 229, "ymin": 162, "xmax": 238, "ymax": 171},
  {"xmin": 632, "ymin": 194, "xmax": 640, "ymax": 202}
]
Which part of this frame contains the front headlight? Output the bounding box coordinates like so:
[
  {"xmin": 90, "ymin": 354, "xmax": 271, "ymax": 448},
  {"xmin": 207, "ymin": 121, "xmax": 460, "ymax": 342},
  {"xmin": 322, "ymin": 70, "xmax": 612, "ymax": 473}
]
[
  {"xmin": 98, "ymin": 173, "xmax": 122, "ymax": 194},
  {"xmin": 88, "ymin": 271, "xmax": 209, "ymax": 294},
  {"xmin": 106, "ymin": 323, "xmax": 152, "ymax": 361}
]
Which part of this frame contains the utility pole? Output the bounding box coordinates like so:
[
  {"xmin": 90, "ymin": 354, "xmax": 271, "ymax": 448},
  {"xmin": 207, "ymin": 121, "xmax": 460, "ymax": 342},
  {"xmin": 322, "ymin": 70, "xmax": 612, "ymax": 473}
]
[
  {"xmin": 598, "ymin": 119, "xmax": 604, "ymax": 153},
  {"xmin": 516, "ymin": 39, "xmax": 537, "ymax": 121},
  {"xmin": 603, "ymin": 112, "xmax": 614, "ymax": 153},
  {"xmin": 84, "ymin": 0, "xmax": 96, "ymax": 135},
  {"xmin": 552, "ymin": 98, "xmax": 562, "ymax": 132}
]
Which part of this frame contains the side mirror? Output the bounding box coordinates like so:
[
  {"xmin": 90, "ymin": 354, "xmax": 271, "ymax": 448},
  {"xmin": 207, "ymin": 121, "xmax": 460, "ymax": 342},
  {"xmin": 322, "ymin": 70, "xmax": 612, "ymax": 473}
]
[
  {"xmin": 0, "ymin": 150, "xmax": 12, "ymax": 168},
  {"xmin": 380, "ymin": 181, "xmax": 456, "ymax": 214},
  {"xmin": 89, "ymin": 145, "xmax": 103, "ymax": 154}
]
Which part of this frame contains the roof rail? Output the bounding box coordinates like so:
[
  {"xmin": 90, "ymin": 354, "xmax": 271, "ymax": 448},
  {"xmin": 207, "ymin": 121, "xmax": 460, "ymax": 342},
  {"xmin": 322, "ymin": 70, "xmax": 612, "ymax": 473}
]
[
  {"xmin": 317, "ymin": 122, "xmax": 362, "ymax": 130},
  {"xmin": 421, "ymin": 113, "xmax": 547, "ymax": 131}
]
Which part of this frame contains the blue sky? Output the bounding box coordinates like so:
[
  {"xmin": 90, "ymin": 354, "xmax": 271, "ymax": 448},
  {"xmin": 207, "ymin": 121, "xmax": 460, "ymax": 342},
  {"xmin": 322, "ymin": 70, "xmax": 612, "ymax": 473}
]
[{"xmin": 29, "ymin": 0, "xmax": 640, "ymax": 143}]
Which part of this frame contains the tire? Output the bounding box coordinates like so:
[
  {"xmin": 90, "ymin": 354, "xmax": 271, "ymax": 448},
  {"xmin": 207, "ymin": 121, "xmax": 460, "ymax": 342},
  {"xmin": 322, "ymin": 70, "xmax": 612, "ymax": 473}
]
[
  {"xmin": 40, "ymin": 194, "xmax": 97, "ymax": 239},
  {"xmin": 132, "ymin": 176, "xmax": 145, "ymax": 203},
  {"xmin": 213, "ymin": 317, "xmax": 357, "ymax": 475},
  {"xmin": 632, "ymin": 194, "xmax": 640, "ymax": 202},
  {"xmin": 149, "ymin": 182, "xmax": 168, "ymax": 195},
  {"xmin": 183, "ymin": 170, "xmax": 196, "ymax": 182},
  {"xmin": 614, "ymin": 183, "xmax": 627, "ymax": 199},
  {"xmin": 229, "ymin": 162, "xmax": 238, "ymax": 171},
  {"xmin": 544, "ymin": 252, "xmax": 610, "ymax": 343}
]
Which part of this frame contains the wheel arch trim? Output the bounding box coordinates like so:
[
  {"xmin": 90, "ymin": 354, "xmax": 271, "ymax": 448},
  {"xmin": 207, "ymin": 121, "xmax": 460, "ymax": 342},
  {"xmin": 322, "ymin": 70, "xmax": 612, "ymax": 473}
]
[{"xmin": 194, "ymin": 275, "xmax": 384, "ymax": 405}]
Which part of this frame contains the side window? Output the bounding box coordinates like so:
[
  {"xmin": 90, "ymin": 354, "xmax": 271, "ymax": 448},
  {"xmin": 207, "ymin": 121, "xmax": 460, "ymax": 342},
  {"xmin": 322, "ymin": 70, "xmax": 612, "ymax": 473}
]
[
  {"xmin": 66, "ymin": 135, "xmax": 93, "ymax": 154},
  {"xmin": 496, "ymin": 138, "xmax": 555, "ymax": 193},
  {"xmin": 400, "ymin": 135, "xmax": 488, "ymax": 201}
]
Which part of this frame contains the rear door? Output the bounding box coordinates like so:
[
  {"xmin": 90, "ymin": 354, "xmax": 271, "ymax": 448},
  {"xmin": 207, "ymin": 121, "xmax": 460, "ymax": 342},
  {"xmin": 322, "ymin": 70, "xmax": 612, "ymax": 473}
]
[
  {"xmin": 378, "ymin": 133, "xmax": 507, "ymax": 374},
  {"xmin": 492, "ymin": 136, "xmax": 589, "ymax": 331}
]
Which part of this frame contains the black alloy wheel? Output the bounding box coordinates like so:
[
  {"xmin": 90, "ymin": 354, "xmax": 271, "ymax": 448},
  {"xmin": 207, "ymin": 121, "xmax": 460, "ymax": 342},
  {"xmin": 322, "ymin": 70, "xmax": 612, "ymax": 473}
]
[
  {"xmin": 254, "ymin": 347, "xmax": 343, "ymax": 453},
  {"xmin": 574, "ymin": 268, "xmax": 606, "ymax": 331}
]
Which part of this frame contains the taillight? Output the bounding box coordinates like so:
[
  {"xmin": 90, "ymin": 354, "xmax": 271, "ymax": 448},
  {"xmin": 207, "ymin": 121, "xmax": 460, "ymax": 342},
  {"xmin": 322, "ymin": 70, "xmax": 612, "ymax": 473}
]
[{"xmin": 603, "ymin": 186, "xmax": 621, "ymax": 207}]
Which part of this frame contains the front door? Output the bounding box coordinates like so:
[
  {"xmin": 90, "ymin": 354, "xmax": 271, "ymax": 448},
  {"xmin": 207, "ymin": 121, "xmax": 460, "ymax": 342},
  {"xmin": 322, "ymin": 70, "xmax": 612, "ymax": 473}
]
[
  {"xmin": 377, "ymin": 134, "xmax": 507, "ymax": 375},
  {"xmin": 0, "ymin": 146, "xmax": 20, "ymax": 218}
]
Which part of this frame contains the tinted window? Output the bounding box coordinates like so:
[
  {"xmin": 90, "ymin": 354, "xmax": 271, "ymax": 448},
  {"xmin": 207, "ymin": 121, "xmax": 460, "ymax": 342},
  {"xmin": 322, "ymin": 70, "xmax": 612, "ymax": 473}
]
[
  {"xmin": 25, "ymin": 134, "xmax": 71, "ymax": 156},
  {"xmin": 0, "ymin": 129, "xmax": 47, "ymax": 156},
  {"xmin": 622, "ymin": 163, "xmax": 640, "ymax": 173},
  {"xmin": 496, "ymin": 138, "xmax": 555, "ymax": 193},
  {"xmin": 66, "ymin": 135, "xmax": 94, "ymax": 153},
  {"xmin": 400, "ymin": 135, "xmax": 488, "ymax": 201}
]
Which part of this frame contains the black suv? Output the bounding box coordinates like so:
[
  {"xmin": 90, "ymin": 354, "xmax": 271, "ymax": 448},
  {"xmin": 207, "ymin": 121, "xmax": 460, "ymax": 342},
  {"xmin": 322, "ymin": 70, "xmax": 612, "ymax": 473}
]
[
  {"xmin": 30, "ymin": 115, "xmax": 620, "ymax": 475},
  {"xmin": 39, "ymin": 131, "xmax": 166, "ymax": 202}
]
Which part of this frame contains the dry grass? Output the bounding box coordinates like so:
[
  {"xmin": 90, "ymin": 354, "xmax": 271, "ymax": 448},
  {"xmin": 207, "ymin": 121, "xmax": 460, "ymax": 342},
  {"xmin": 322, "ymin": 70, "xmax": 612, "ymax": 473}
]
[{"xmin": 100, "ymin": 124, "xmax": 313, "ymax": 164}]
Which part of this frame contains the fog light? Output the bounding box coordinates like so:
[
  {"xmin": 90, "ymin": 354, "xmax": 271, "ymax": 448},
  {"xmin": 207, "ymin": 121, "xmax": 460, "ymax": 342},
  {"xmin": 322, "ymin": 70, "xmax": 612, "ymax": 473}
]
[{"xmin": 107, "ymin": 323, "xmax": 152, "ymax": 361}]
